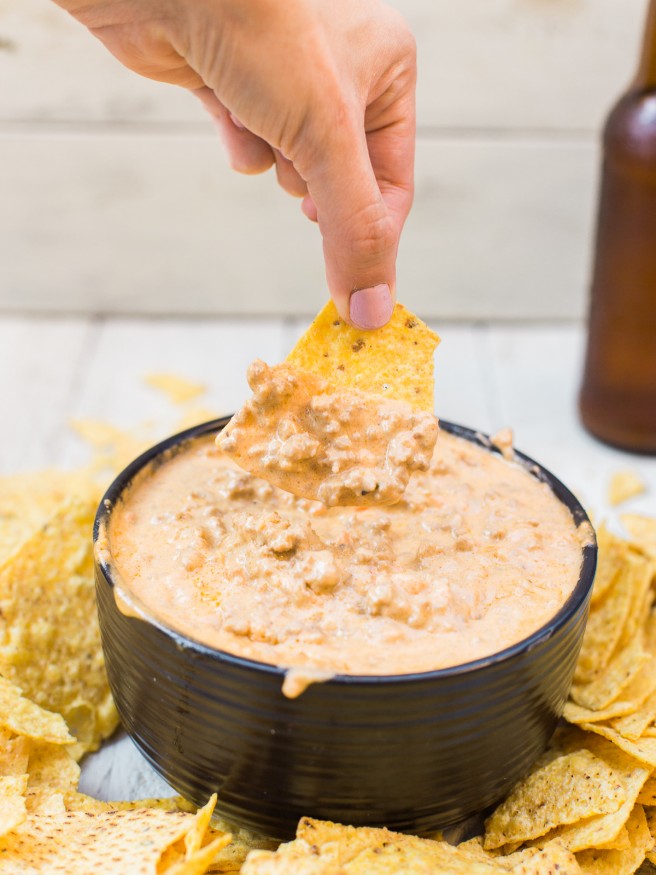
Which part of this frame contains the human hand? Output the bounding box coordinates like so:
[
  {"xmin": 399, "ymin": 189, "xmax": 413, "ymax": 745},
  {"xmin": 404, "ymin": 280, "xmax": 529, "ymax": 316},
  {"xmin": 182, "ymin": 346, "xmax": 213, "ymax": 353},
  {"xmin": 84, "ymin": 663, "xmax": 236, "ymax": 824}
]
[{"xmin": 54, "ymin": 0, "xmax": 416, "ymax": 329}]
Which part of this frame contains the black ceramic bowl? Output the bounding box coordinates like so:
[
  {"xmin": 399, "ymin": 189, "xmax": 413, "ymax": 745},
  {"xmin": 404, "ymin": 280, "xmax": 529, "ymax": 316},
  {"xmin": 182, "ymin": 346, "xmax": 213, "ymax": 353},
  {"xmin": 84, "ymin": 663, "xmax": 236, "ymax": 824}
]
[{"xmin": 94, "ymin": 418, "xmax": 597, "ymax": 839}]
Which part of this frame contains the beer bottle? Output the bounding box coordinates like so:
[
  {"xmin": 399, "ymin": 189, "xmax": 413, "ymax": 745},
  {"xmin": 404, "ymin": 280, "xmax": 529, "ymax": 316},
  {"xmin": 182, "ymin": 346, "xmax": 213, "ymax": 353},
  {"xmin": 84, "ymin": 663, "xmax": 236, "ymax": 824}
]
[{"xmin": 579, "ymin": 0, "xmax": 656, "ymax": 453}]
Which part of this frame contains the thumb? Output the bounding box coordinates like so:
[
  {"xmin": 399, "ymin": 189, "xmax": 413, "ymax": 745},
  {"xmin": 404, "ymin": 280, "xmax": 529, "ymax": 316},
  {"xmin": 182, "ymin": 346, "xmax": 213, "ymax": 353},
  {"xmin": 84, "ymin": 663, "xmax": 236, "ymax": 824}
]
[{"xmin": 301, "ymin": 121, "xmax": 401, "ymax": 329}]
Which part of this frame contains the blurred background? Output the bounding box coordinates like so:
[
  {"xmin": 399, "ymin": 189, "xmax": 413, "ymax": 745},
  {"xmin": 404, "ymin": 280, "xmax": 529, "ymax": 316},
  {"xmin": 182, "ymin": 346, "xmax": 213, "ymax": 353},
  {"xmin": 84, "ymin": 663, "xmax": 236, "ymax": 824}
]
[{"xmin": 0, "ymin": 0, "xmax": 648, "ymax": 319}]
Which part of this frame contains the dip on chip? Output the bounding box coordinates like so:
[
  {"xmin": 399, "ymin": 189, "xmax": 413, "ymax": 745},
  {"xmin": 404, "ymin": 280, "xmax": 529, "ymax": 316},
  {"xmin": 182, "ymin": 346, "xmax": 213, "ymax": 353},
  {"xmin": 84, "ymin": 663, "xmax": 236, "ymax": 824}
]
[{"xmin": 217, "ymin": 301, "xmax": 440, "ymax": 506}]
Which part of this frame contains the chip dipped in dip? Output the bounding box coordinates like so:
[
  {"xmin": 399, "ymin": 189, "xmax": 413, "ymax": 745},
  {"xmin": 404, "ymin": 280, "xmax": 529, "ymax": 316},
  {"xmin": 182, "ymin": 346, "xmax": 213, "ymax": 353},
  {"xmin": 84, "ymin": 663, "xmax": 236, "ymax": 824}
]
[{"xmin": 107, "ymin": 427, "xmax": 588, "ymax": 696}]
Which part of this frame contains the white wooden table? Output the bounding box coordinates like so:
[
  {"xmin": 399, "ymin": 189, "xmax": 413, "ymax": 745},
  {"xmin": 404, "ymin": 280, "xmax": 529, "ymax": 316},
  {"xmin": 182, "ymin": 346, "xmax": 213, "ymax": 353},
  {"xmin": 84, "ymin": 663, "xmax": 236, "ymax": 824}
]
[{"xmin": 1, "ymin": 314, "xmax": 655, "ymax": 802}]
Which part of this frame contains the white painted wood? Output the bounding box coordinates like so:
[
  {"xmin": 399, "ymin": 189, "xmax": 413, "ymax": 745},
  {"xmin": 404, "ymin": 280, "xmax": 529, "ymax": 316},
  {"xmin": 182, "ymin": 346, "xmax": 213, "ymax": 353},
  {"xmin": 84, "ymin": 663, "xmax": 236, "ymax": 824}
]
[
  {"xmin": 0, "ymin": 132, "xmax": 599, "ymax": 319},
  {"xmin": 0, "ymin": 316, "xmax": 94, "ymax": 473},
  {"xmin": 485, "ymin": 324, "xmax": 656, "ymax": 521},
  {"xmin": 57, "ymin": 317, "xmax": 287, "ymax": 467},
  {"xmin": 0, "ymin": 0, "xmax": 646, "ymax": 131}
]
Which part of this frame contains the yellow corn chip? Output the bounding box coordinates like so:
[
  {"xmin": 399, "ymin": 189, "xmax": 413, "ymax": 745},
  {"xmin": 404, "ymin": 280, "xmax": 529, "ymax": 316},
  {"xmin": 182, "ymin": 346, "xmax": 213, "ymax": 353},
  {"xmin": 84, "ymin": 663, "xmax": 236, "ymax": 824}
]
[
  {"xmin": 0, "ymin": 498, "xmax": 119, "ymax": 755},
  {"xmin": 571, "ymin": 643, "xmax": 649, "ymax": 711},
  {"xmin": 0, "ymin": 775, "xmax": 27, "ymax": 839},
  {"xmin": 503, "ymin": 842, "xmax": 581, "ymax": 874},
  {"xmin": 483, "ymin": 750, "xmax": 625, "ymax": 849},
  {"xmin": 580, "ymin": 723, "xmax": 656, "ymax": 768},
  {"xmin": 576, "ymin": 804, "xmax": 651, "ymax": 875},
  {"xmin": 637, "ymin": 777, "xmax": 656, "ymax": 806},
  {"xmin": 339, "ymin": 840, "xmax": 504, "ymax": 874},
  {"xmin": 286, "ymin": 301, "xmax": 440, "ymax": 411},
  {"xmin": 24, "ymin": 742, "xmax": 80, "ymax": 812},
  {"xmin": 609, "ymin": 471, "xmax": 646, "ymax": 506},
  {"xmin": 611, "ymin": 689, "xmax": 656, "ymax": 741},
  {"xmin": 593, "ymin": 825, "xmax": 631, "ymax": 851},
  {"xmin": 62, "ymin": 791, "xmax": 195, "ymax": 814},
  {"xmin": 531, "ymin": 731, "xmax": 649, "ymax": 853},
  {"xmin": 622, "ymin": 514, "xmax": 656, "ymax": 560},
  {"xmin": 0, "ymin": 732, "xmax": 30, "ymax": 777},
  {"xmin": 295, "ymin": 817, "xmax": 407, "ymax": 864},
  {"xmin": 590, "ymin": 525, "xmax": 626, "ymax": 606},
  {"xmin": 0, "ymin": 678, "xmax": 73, "ymax": 745},
  {"xmin": 0, "ymin": 805, "xmax": 223, "ymax": 874},
  {"xmin": 145, "ymin": 373, "xmax": 206, "ymax": 405},
  {"xmin": 564, "ymin": 701, "xmax": 638, "ymax": 725},
  {"xmin": 574, "ymin": 556, "xmax": 637, "ymax": 682}
]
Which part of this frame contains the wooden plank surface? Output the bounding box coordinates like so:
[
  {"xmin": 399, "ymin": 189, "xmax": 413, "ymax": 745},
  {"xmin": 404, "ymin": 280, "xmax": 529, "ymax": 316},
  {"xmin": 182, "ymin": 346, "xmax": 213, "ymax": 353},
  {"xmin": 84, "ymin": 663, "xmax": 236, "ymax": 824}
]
[
  {"xmin": 0, "ymin": 133, "xmax": 598, "ymax": 319},
  {"xmin": 1, "ymin": 315, "xmax": 654, "ymax": 802},
  {"xmin": 0, "ymin": 0, "xmax": 645, "ymax": 131}
]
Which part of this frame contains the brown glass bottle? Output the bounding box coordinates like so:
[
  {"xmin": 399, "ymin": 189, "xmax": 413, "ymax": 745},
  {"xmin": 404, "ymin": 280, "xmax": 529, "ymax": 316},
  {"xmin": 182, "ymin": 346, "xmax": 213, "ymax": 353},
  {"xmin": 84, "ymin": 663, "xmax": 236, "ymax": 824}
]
[{"xmin": 579, "ymin": 0, "xmax": 656, "ymax": 453}]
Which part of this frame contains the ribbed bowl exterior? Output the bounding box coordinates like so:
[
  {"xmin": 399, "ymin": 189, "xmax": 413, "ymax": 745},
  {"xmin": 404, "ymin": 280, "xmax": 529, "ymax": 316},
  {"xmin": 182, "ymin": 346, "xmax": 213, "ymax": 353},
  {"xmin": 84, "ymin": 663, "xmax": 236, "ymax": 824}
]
[{"xmin": 95, "ymin": 419, "xmax": 597, "ymax": 839}]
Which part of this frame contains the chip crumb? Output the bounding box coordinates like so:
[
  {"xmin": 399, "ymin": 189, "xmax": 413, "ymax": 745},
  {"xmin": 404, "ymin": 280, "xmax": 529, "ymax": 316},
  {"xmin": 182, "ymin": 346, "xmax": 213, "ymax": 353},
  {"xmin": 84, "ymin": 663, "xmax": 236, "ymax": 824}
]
[{"xmin": 609, "ymin": 471, "xmax": 646, "ymax": 507}]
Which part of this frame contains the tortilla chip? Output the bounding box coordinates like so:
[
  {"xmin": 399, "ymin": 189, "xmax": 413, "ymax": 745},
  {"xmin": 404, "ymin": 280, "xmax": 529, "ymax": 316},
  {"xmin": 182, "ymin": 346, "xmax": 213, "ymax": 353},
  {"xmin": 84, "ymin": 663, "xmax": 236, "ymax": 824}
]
[
  {"xmin": 571, "ymin": 643, "xmax": 649, "ymax": 711},
  {"xmin": 504, "ymin": 842, "xmax": 581, "ymax": 874},
  {"xmin": 637, "ymin": 778, "xmax": 656, "ymax": 806},
  {"xmin": 531, "ymin": 732, "xmax": 649, "ymax": 853},
  {"xmin": 580, "ymin": 724, "xmax": 656, "ymax": 768},
  {"xmin": 70, "ymin": 418, "xmax": 151, "ymax": 475},
  {"xmin": 0, "ymin": 732, "xmax": 30, "ymax": 777},
  {"xmin": 0, "ymin": 678, "xmax": 73, "ymax": 745},
  {"xmin": 590, "ymin": 525, "xmax": 626, "ymax": 606},
  {"xmin": 0, "ymin": 805, "xmax": 224, "ymax": 874},
  {"xmin": 144, "ymin": 372, "xmax": 206, "ymax": 405},
  {"xmin": 609, "ymin": 471, "xmax": 646, "ymax": 507},
  {"xmin": 286, "ymin": 301, "xmax": 440, "ymax": 411},
  {"xmin": 0, "ymin": 775, "xmax": 27, "ymax": 839},
  {"xmin": 564, "ymin": 701, "xmax": 638, "ymax": 725},
  {"xmin": 62, "ymin": 791, "xmax": 195, "ymax": 814},
  {"xmin": 176, "ymin": 407, "xmax": 221, "ymax": 431},
  {"xmin": 483, "ymin": 750, "xmax": 625, "ymax": 849},
  {"xmin": 576, "ymin": 804, "xmax": 651, "ymax": 875},
  {"xmin": 0, "ymin": 498, "xmax": 119, "ymax": 755},
  {"xmin": 611, "ymin": 689, "xmax": 656, "ymax": 741},
  {"xmin": 24, "ymin": 742, "xmax": 80, "ymax": 811},
  {"xmin": 622, "ymin": 515, "xmax": 656, "ymax": 561},
  {"xmin": 295, "ymin": 817, "xmax": 407, "ymax": 864},
  {"xmin": 594, "ymin": 825, "xmax": 631, "ymax": 851},
  {"xmin": 0, "ymin": 470, "xmax": 99, "ymax": 566},
  {"xmin": 339, "ymin": 839, "xmax": 503, "ymax": 874},
  {"xmin": 574, "ymin": 550, "xmax": 638, "ymax": 682}
]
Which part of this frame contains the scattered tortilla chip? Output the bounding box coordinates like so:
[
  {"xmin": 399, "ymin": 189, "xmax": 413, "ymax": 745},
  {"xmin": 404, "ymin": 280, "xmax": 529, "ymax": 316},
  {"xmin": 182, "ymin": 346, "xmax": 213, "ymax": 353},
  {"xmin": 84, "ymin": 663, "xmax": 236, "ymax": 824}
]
[
  {"xmin": 564, "ymin": 700, "xmax": 638, "ymax": 725},
  {"xmin": 622, "ymin": 515, "xmax": 656, "ymax": 561},
  {"xmin": 611, "ymin": 689, "xmax": 656, "ymax": 741},
  {"xmin": 62, "ymin": 791, "xmax": 195, "ymax": 814},
  {"xmin": 637, "ymin": 778, "xmax": 656, "ymax": 806},
  {"xmin": 504, "ymin": 842, "xmax": 581, "ymax": 874},
  {"xmin": 484, "ymin": 750, "xmax": 625, "ymax": 849},
  {"xmin": 0, "ymin": 678, "xmax": 73, "ymax": 745},
  {"xmin": 0, "ymin": 732, "xmax": 29, "ymax": 777},
  {"xmin": 530, "ymin": 732, "xmax": 649, "ymax": 853},
  {"xmin": 24, "ymin": 742, "xmax": 80, "ymax": 812},
  {"xmin": 176, "ymin": 407, "xmax": 221, "ymax": 431},
  {"xmin": 576, "ymin": 804, "xmax": 651, "ymax": 875},
  {"xmin": 574, "ymin": 550, "xmax": 638, "ymax": 682},
  {"xmin": 70, "ymin": 417, "xmax": 151, "ymax": 475},
  {"xmin": 0, "ymin": 498, "xmax": 119, "ymax": 755},
  {"xmin": 590, "ymin": 525, "xmax": 626, "ymax": 606},
  {"xmin": 0, "ymin": 775, "xmax": 27, "ymax": 838},
  {"xmin": 145, "ymin": 372, "xmax": 206, "ymax": 405},
  {"xmin": 609, "ymin": 472, "xmax": 646, "ymax": 507},
  {"xmin": 286, "ymin": 301, "xmax": 440, "ymax": 411},
  {"xmin": 594, "ymin": 825, "xmax": 631, "ymax": 851},
  {"xmin": 571, "ymin": 643, "xmax": 649, "ymax": 711},
  {"xmin": 580, "ymin": 723, "xmax": 656, "ymax": 768},
  {"xmin": 0, "ymin": 802, "xmax": 227, "ymax": 874}
]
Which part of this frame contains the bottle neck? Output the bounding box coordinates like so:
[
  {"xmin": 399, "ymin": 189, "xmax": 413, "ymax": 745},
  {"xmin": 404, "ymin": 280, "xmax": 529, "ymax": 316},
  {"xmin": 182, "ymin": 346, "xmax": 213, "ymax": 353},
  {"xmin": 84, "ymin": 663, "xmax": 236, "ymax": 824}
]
[{"xmin": 635, "ymin": 0, "xmax": 656, "ymax": 88}]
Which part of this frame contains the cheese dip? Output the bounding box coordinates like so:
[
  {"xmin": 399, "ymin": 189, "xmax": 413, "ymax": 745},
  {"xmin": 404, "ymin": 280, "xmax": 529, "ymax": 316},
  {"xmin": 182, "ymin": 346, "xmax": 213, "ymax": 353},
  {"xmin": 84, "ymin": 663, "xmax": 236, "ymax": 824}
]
[{"xmin": 108, "ymin": 430, "xmax": 585, "ymax": 679}]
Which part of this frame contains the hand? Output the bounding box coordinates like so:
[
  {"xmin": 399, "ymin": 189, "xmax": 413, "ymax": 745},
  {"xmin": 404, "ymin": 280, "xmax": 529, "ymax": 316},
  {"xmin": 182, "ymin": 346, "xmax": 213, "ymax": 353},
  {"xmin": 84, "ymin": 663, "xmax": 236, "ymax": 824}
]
[{"xmin": 54, "ymin": 0, "xmax": 416, "ymax": 328}]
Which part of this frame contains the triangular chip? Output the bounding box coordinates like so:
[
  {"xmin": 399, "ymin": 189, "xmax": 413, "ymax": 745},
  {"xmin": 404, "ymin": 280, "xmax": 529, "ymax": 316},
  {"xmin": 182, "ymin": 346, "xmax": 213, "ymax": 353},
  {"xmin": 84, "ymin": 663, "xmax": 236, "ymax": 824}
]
[
  {"xmin": 0, "ymin": 678, "xmax": 73, "ymax": 745},
  {"xmin": 575, "ymin": 804, "xmax": 651, "ymax": 875},
  {"xmin": 483, "ymin": 750, "xmax": 625, "ymax": 849},
  {"xmin": 622, "ymin": 514, "xmax": 656, "ymax": 560},
  {"xmin": 608, "ymin": 471, "xmax": 646, "ymax": 507},
  {"xmin": 286, "ymin": 301, "xmax": 439, "ymax": 411}
]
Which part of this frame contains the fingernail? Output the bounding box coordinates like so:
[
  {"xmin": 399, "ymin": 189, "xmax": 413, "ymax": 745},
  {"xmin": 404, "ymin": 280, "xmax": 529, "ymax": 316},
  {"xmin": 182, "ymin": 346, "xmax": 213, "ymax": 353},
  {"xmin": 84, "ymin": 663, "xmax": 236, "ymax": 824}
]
[
  {"xmin": 229, "ymin": 113, "xmax": 246, "ymax": 131},
  {"xmin": 349, "ymin": 284, "xmax": 393, "ymax": 329}
]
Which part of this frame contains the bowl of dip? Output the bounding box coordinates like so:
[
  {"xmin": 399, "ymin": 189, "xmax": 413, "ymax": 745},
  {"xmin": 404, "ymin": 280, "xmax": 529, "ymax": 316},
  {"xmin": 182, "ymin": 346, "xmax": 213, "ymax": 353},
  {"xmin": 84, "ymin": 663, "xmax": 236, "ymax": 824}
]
[{"xmin": 94, "ymin": 417, "xmax": 596, "ymax": 839}]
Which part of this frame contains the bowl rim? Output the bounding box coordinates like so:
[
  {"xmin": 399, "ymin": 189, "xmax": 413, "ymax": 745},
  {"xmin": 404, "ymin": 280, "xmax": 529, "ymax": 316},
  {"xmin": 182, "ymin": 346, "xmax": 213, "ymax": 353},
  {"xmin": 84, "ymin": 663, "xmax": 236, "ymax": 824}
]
[{"xmin": 94, "ymin": 416, "xmax": 597, "ymax": 687}]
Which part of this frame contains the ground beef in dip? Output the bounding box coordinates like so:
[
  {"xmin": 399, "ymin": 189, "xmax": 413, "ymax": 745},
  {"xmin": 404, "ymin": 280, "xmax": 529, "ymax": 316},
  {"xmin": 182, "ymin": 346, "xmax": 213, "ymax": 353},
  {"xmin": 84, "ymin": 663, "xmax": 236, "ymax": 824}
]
[
  {"xmin": 108, "ymin": 431, "xmax": 586, "ymax": 683},
  {"xmin": 216, "ymin": 360, "xmax": 439, "ymax": 506}
]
